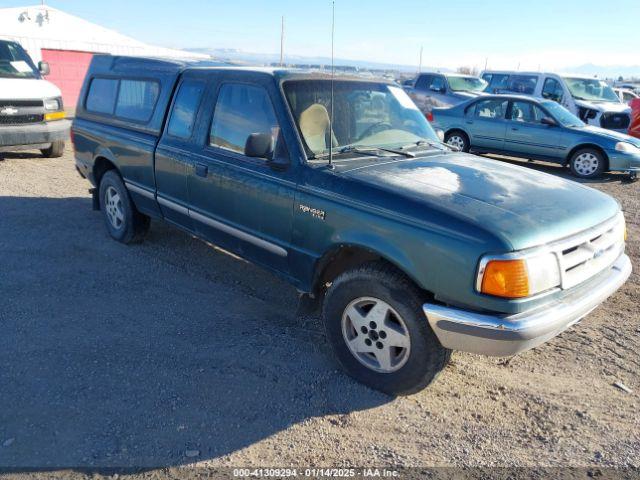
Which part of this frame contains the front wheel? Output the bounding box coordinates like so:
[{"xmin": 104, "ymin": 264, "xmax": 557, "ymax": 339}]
[
  {"xmin": 569, "ymin": 148, "xmax": 605, "ymax": 179},
  {"xmin": 445, "ymin": 131, "xmax": 470, "ymax": 152},
  {"xmin": 322, "ymin": 263, "xmax": 451, "ymax": 396},
  {"xmin": 41, "ymin": 140, "xmax": 65, "ymax": 158}
]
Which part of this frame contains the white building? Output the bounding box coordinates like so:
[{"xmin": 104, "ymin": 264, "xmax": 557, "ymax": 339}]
[{"xmin": 0, "ymin": 4, "xmax": 208, "ymax": 108}]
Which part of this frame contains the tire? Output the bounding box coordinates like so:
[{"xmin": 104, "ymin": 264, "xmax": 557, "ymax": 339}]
[
  {"xmin": 322, "ymin": 262, "xmax": 451, "ymax": 396},
  {"xmin": 569, "ymin": 148, "xmax": 606, "ymax": 179},
  {"xmin": 444, "ymin": 130, "xmax": 470, "ymax": 152},
  {"xmin": 98, "ymin": 170, "xmax": 150, "ymax": 244},
  {"xmin": 40, "ymin": 140, "xmax": 65, "ymax": 158}
]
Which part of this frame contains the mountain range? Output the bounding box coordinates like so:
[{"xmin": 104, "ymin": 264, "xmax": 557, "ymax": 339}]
[{"xmin": 187, "ymin": 48, "xmax": 640, "ymax": 79}]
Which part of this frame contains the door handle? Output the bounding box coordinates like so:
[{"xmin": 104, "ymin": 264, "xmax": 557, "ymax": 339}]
[
  {"xmin": 511, "ymin": 127, "xmax": 519, "ymax": 131},
  {"xmin": 465, "ymin": 120, "xmax": 474, "ymax": 125},
  {"xmin": 195, "ymin": 163, "xmax": 208, "ymax": 177}
]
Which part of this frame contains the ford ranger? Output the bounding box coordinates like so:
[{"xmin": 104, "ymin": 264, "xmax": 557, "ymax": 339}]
[{"xmin": 72, "ymin": 56, "xmax": 631, "ymax": 395}]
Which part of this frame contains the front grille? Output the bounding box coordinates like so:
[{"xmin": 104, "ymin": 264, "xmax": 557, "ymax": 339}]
[
  {"xmin": 556, "ymin": 217, "xmax": 624, "ymax": 290},
  {"xmin": 0, "ymin": 114, "xmax": 44, "ymax": 125},
  {"xmin": 600, "ymin": 112, "xmax": 631, "ymax": 130},
  {"xmin": 0, "ymin": 99, "xmax": 44, "ymax": 108}
]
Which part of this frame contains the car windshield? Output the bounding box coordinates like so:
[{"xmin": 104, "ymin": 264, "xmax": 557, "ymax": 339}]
[
  {"xmin": 563, "ymin": 77, "xmax": 619, "ymax": 103},
  {"xmin": 283, "ymin": 79, "xmax": 440, "ymax": 159},
  {"xmin": 541, "ymin": 101, "xmax": 584, "ymax": 128},
  {"xmin": 0, "ymin": 41, "xmax": 39, "ymax": 79},
  {"xmin": 447, "ymin": 75, "xmax": 487, "ymax": 92}
]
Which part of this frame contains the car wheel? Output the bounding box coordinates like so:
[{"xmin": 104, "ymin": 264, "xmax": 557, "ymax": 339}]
[
  {"xmin": 99, "ymin": 170, "xmax": 150, "ymax": 244},
  {"xmin": 445, "ymin": 131, "xmax": 470, "ymax": 152},
  {"xmin": 322, "ymin": 262, "xmax": 451, "ymax": 396},
  {"xmin": 569, "ymin": 148, "xmax": 606, "ymax": 179},
  {"xmin": 40, "ymin": 140, "xmax": 65, "ymax": 158}
]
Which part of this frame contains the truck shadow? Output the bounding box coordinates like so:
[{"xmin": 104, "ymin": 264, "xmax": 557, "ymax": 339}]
[{"xmin": 0, "ymin": 196, "xmax": 390, "ymax": 473}]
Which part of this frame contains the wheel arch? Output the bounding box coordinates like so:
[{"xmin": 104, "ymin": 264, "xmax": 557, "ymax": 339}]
[
  {"xmin": 311, "ymin": 242, "xmax": 427, "ymax": 299},
  {"xmin": 92, "ymin": 149, "xmax": 120, "ymax": 187},
  {"xmin": 565, "ymin": 143, "xmax": 610, "ymax": 170}
]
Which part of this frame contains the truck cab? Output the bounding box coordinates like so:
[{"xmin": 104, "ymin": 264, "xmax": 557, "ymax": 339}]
[
  {"xmin": 72, "ymin": 56, "xmax": 630, "ymax": 395},
  {"xmin": 0, "ymin": 39, "xmax": 69, "ymax": 157},
  {"xmin": 403, "ymin": 72, "xmax": 488, "ymax": 112}
]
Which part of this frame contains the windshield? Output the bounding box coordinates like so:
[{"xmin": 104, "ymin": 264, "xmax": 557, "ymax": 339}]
[
  {"xmin": 541, "ymin": 101, "xmax": 584, "ymax": 127},
  {"xmin": 283, "ymin": 80, "xmax": 440, "ymax": 158},
  {"xmin": 0, "ymin": 41, "xmax": 39, "ymax": 79},
  {"xmin": 447, "ymin": 75, "xmax": 487, "ymax": 92},
  {"xmin": 563, "ymin": 77, "xmax": 619, "ymax": 103}
]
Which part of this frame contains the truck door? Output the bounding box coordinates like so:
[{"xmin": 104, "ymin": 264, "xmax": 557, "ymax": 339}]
[
  {"xmin": 187, "ymin": 72, "xmax": 297, "ymax": 274},
  {"xmin": 155, "ymin": 72, "xmax": 208, "ymax": 229}
]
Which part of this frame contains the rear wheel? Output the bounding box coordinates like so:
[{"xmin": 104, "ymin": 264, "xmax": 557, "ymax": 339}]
[
  {"xmin": 445, "ymin": 130, "xmax": 470, "ymax": 152},
  {"xmin": 40, "ymin": 140, "xmax": 65, "ymax": 158},
  {"xmin": 99, "ymin": 170, "xmax": 150, "ymax": 244},
  {"xmin": 322, "ymin": 262, "xmax": 451, "ymax": 395},
  {"xmin": 569, "ymin": 148, "xmax": 606, "ymax": 179}
]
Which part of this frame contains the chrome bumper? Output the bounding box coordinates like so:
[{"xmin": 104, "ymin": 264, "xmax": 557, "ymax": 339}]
[{"xmin": 423, "ymin": 254, "xmax": 631, "ymax": 357}]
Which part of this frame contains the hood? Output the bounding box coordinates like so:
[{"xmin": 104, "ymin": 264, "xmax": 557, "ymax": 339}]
[
  {"xmin": 581, "ymin": 125, "xmax": 640, "ymax": 146},
  {"xmin": 0, "ymin": 78, "xmax": 61, "ymax": 100},
  {"xmin": 340, "ymin": 153, "xmax": 619, "ymax": 251},
  {"xmin": 574, "ymin": 98, "xmax": 631, "ymax": 114}
]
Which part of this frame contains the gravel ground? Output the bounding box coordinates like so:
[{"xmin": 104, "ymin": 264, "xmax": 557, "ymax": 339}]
[{"xmin": 0, "ymin": 148, "xmax": 638, "ymax": 478}]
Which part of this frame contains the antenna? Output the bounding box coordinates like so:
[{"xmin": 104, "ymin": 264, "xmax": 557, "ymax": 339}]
[
  {"xmin": 328, "ymin": 0, "xmax": 335, "ymax": 169},
  {"xmin": 279, "ymin": 16, "xmax": 285, "ymax": 67},
  {"xmin": 418, "ymin": 46, "xmax": 423, "ymax": 74}
]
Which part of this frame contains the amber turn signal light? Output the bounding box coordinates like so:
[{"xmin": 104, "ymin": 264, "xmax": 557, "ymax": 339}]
[
  {"xmin": 480, "ymin": 259, "xmax": 530, "ymax": 298},
  {"xmin": 44, "ymin": 111, "xmax": 66, "ymax": 121}
]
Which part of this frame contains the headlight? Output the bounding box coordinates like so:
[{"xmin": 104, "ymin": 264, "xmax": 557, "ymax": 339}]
[
  {"xmin": 476, "ymin": 252, "xmax": 561, "ymax": 299},
  {"xmin": 615, "ymin": 142, "xmax": 640, "ymax": 154},
  {"xmin": 44, "ymin": 97, "xmax": 62, "ymax": 111}
]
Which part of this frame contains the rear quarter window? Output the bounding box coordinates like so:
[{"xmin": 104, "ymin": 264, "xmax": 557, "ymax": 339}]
[{"xmin": 86, "ymin": 78, "xmax": 118, "ymax": 114}]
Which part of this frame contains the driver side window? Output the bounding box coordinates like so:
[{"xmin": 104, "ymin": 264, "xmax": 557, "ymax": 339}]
[{"xmin": 209, "ymin": 83, "xmax": 281, "ymax": 159}]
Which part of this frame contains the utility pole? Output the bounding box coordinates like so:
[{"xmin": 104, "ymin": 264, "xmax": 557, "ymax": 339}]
[
  {"xmin": 418, "ymin": 46, "xmax": 423, "ymax": 74},
  {"xmin": 279, "ymin": 16, "xmax": 285, "ymax": 66}
]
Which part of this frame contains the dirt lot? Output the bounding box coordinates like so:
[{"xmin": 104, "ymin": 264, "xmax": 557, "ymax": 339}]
[{"xmin": 0, "ymin": 147, "xmax": 638, "ymax": 477}]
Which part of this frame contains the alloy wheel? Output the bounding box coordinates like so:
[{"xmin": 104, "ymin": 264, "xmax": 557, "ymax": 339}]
[
  {"xmin": 447, "ymin": 135, "xmax": 465, "ymax": 150},
  {"xmin": 341, "ymin": 297, "xmax": 411, "ymax": 373},
  {"xmin": 104, "ymin": 186, "xmax": 125, "ymax": 230}
]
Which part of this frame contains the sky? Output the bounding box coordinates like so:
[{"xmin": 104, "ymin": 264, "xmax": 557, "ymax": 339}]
[{"xmin": 1, "ymin": 0, "xmax": 639, "ymax": 72}]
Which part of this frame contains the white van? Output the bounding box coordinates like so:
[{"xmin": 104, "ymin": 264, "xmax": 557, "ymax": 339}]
[
  {"xmin": 0, "ymin": 39, "xmax": 69, "ymax": 157},
  {"xmin": 481, "ymin": 70, "xmax": 631, "ymax": 133}
]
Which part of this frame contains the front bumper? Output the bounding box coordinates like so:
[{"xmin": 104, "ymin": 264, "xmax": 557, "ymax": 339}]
[
  {"xmin": 0, "ymin": 120, "xmax": 70, "ymax": 148},
  {"xmin": 607, "ymin": 151, "xmax": 640, "ymax": 173},
  {"xmin": 423, "ymin": 253, "xmax": 631, "ymax": 357}
]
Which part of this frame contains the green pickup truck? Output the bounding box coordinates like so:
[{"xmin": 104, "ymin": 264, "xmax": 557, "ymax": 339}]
[{"xmin": 72, "ymin": 56, "xmax": 631, "ymax": 395}]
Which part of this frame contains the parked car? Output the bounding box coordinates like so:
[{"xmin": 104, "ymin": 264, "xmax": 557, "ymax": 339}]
[
  {"xmin": 73, "ymin": 56, "xmax": 631, "ymax": 395},
  {"xmin": 481, "ymin": 70, "xmax": 631, "ymax": 133},
  {"xmin": 403, "ymin": 72, "xmax": 487, "ymax": 112},
  {"xmin": 0, "ymin": 39, "xmax": 69, "ymax": 157},
  {"xmin": 614, "ymin": 87, "xmax": 639, "ymax": 105},
  {"xmin": 431, "ymin": 94, "xmax": 640, "ymax": 178}
]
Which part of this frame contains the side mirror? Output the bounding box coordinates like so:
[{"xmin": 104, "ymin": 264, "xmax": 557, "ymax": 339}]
[
  {"xmin": 245, "ymin": 133, "xmax": 274, "ymax": 159},
  {"xmin": 541, "ymin": 117, "xmax": 557, "ymax": 127},
  {"xmin": 38, "ymin": 61, "xmax": 50, "ymax": 76}
]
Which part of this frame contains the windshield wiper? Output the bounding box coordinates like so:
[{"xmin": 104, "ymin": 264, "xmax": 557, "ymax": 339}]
[
  {"xmin": 399, "ymin": 140, "xmax": 448, "ymax": 151},
  {"xmin": 311, "ymin": 145, "xmax": 414, "ymax": 160}
]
